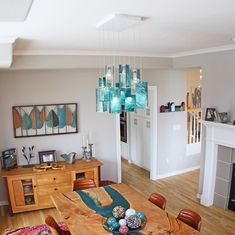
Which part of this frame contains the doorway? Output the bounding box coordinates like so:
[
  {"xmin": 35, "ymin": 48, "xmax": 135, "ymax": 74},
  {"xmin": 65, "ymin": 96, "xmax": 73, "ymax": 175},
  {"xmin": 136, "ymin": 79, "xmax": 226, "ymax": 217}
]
[
  {"xmin": 118, "ymin": 86, "xmax": 157, "ymax": 181},
  {"xmin": 186, "ymin": 69, "xmax": 202, "ymax": 156}
]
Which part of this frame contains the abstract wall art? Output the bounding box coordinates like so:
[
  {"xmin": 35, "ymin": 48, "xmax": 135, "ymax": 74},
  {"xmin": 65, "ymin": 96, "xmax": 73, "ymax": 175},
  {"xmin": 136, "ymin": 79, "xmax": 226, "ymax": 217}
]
[{"xmin": 12, "ymin": 103, "xmax": 78, "ymax": 138}]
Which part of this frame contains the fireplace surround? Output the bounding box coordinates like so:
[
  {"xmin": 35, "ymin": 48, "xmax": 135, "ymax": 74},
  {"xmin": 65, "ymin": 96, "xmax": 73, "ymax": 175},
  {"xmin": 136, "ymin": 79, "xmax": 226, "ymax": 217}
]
[{"xmin": 200, "ymin": 121, "xmax": 235, "ymax": 207}]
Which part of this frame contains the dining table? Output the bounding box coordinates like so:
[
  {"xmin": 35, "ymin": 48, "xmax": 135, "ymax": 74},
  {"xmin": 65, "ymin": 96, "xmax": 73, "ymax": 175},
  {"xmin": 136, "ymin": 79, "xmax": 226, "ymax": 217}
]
[{"xmin": 51, "ymin": 183, "xmax": 201, "ymax": 235}]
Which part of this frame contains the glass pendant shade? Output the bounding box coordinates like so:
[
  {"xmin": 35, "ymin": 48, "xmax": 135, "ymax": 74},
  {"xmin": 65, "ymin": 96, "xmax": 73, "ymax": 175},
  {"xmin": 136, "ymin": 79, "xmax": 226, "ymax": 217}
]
[
  {"xmin": 110, "ymin": 88, "xmax": 121, "ymax": 113},
  {"xmin": 96, "ymin": 64, "xmax": 148, "ymax": 114},
  {"xmin": 105, "ymin": 66, "xmax": 114, "ymax": 87}
]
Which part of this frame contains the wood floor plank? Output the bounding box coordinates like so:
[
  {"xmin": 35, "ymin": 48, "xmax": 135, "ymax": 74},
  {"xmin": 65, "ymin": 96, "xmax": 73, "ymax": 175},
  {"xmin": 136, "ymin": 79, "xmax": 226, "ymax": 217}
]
[
  {"xmin": 122, "ymin": 159, "xmax": 235, "ymax": 235},
  {"xmin": 0, "ymin": 159, "xmax": 235, "ymax": 235}
]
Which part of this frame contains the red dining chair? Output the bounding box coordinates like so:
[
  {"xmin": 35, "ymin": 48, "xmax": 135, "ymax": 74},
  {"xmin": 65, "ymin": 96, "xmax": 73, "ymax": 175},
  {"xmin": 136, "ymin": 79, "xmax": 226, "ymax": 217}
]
[
  {"xmin": 177, "ymin": 209, "xmax": 202, "ymax": 231},
  {"xmin": 45, "ymin": 215, "xmax": 70, "ymax": 235},
  {"xmin": 148, "ymin": 192, "xmax": 167, "ymax": 210},
  {"xmin": 100, "ymin": 180, "xmax": 116, "ymax": 186},
  {"xmin": 73, "ymin": 178, "xmax": 96, "ymax": 191}
]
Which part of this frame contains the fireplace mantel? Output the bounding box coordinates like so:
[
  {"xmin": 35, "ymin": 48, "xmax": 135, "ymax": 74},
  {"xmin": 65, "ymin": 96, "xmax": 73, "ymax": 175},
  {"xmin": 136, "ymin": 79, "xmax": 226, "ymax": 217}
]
[{"xmin": 201, "ymin": 121, "xmax": 235, "ymax": 206}]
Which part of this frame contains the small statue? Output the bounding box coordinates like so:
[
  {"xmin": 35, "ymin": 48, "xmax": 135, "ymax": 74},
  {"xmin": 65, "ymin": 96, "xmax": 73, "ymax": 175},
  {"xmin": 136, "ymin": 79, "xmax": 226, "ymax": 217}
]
[{"xmin": 60, "ymin": 152, "xmax": 76, "ymax": 164}]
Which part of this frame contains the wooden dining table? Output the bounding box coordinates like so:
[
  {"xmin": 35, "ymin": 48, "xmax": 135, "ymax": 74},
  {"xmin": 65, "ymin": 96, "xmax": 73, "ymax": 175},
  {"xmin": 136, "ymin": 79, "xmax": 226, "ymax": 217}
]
[{"xmin": 51, "ymin": 183, "xmax": 200, "ymax": 235}]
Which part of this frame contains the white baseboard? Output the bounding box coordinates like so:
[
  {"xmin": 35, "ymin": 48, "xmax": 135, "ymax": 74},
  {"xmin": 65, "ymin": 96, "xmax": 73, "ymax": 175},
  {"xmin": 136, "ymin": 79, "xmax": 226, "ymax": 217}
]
[
  {"xmin": 155, "ymin": 166, "xmax": 200, "ymax": 180},
  {"xmin": 0, "ymin": 200, "xmax": 8, "ymax": 206}
]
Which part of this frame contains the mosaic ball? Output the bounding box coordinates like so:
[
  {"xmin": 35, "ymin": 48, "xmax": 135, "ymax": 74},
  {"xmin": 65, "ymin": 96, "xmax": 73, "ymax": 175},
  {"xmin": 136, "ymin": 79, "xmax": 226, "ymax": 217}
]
[
  {"xmin": 126, "ymin": 215, "xmax": 142, "ymax": 229},
  {"xmin": 119, "ymin": 225, "xmax": 129, "ymax": 234},
  {"xmin": 135, "ymin": 212, "xmax": 145, "ymax": 220},
  {"xmin": 107, "ymin": 217, "xmax": 117, "ymax": 226},
  {"xmin": 125, "ymin": 208, "xmax": 136, "ymax": 217},
  {"xmin": 112, "ymin": 206, "xmax": 126, "ymax": 219},
  {"xmin": 119, "ymin": 218, "xmax": 127, "ymax": 226},
  {"xmin": 111, "ymin": 221, "xmax": 120, "ymax": 230}
]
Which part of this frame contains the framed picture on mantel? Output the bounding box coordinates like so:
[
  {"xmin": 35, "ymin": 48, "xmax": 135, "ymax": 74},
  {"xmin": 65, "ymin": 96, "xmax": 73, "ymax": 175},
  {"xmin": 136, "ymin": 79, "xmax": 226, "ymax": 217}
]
[
  {"xmin": 205, "ymin": 108, "xmax": 216, "ymax": 121},
  {"xmin": 12, "ymin": 103, "xmax": 78, "ymax": 138}
]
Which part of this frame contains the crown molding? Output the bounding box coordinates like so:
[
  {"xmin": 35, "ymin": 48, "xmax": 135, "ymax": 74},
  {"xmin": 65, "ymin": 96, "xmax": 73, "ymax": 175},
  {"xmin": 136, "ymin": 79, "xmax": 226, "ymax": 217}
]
[
  {"xmin": 171, "ymin": 44, "xmax": 235, "ymax": 58},
  {"xmin": 13, "ymin": 44, "xmax": 235, "ymax": 58},
  {"xmin": 13, "ymin": 50, "xmax": 171, "ymax": 58}
]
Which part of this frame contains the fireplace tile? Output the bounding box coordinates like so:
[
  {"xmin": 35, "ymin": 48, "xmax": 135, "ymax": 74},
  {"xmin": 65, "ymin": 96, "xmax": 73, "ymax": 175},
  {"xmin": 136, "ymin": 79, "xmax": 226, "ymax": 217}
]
[
  {"xmin": 217, "ymin": 145, "xmax": 233, "ymax": 163},
  {"xmin": 214, "ymin": 193, "xmax": 226, "ymax": 208},
  {"xmin": 215, "ymin": 178, "xmax": 230, "ymax": 197},
  {"xmin": 216, "ymin": 161, "xmax": 233, "ymax": 181}
]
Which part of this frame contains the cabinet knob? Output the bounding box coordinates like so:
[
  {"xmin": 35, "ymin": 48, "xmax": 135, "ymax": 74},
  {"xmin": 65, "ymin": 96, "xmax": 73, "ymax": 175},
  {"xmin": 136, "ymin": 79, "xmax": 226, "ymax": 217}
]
[
  {"xmin": 53, "ymin": 177, "xmax": 56, "ymax": 180},
  {"xmin": 54, "ymin": 188, "xmax": 58, "ymax": 191},
  {"xmin": 33, "ymin": 185, "xmax": 36, "ymax": 188}
]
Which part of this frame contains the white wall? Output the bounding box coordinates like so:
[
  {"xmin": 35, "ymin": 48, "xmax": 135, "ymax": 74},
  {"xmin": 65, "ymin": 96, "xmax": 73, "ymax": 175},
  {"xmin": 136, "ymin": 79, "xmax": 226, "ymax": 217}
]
[
  {"xmin": 174, "ymin": 50, "xmax": 235, "ymax": 121},
  {"xmin": 173, "ymin": 49, "xmax": 235, "ymax": 196},
  {"xmin": 0, "ymin": 69, "xmax": 118, "ymax": 202},
  {"xmin": 143, "ymin": 70, "xmax": 200, "ymax": 177}
]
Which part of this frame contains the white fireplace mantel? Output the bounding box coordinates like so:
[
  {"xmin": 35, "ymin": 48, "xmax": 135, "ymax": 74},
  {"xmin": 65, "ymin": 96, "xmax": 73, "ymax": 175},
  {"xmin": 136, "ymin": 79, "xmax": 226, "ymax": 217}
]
[{"xmin": 201, "ymin": 121, "xmax": 235, "ymax": 206}]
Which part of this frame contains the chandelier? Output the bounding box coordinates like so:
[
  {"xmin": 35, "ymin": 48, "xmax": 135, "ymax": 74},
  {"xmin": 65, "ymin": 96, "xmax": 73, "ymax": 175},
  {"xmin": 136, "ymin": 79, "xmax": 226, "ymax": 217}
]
[{"xmin": 96, "ymin": 64, "xmax": 148, "ymax": 114}]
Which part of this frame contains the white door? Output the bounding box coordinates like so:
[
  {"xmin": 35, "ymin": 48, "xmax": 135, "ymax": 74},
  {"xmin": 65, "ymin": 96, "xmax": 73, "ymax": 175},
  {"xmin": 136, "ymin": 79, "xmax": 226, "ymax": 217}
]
[{"xmin": 129, "ymin": 87, "xmax": 155, "ymax": 172}]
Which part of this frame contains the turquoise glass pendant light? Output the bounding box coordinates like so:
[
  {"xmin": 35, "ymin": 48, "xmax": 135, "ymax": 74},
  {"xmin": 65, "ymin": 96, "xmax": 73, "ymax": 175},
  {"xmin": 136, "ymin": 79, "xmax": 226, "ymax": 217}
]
[{"xmin": 96, "ymin": 64, "xmax": 148, "ymax": 114}]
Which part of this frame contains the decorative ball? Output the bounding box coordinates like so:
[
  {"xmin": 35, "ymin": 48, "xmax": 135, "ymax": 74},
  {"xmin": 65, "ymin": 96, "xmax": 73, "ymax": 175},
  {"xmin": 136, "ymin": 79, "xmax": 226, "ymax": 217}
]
[
  {"xmin": 135, "ymin": 212, "xmax": 145, "ymax": 220},
  {"xmin": 125, "ymin": 208, "xmax": 136, "ymax": 217},
  {"xmin": 119, "ymin": 218, "xmax": 127, "ymax": 226},
  {"xmin": 111, "ymin": 222, "xmax": 120, "ymax": 230},
  {"xmin": 112, "ymin": 206, "xmax": 126, "ymax": 219},
  {"xmin": 107, "ymin": 217, "xmax": 117, "ymax": 226},
  {"xmin": 119, "ymin": 225, "xmax": 129, "ymax": 234},
  {"xmin": 126, "ymin": 215, "xmax": 142, "ymax": 229}
]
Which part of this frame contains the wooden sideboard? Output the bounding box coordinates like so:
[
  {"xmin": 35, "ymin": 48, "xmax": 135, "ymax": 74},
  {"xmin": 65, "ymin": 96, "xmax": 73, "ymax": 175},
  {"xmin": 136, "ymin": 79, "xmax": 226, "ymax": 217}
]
[{"xmin": 1, "ymin": 158, "xmax": 102, "ymax": 214}]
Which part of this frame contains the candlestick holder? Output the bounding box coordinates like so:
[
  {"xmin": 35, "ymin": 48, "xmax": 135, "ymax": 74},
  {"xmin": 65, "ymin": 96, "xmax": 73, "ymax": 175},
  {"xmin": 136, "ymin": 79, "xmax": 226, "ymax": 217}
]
[{"xmin": 82, "ymin": 144, "xmax": 93, "ymax": 162}]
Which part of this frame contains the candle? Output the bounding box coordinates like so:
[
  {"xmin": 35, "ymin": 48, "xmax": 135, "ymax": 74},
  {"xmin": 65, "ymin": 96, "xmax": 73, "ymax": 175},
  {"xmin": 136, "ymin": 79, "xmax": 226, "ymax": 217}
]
[
  {"xmin": 86, "ymin": 139, "xmax": 89, "ymax": 150},
  {"xmin": 82, "ymin": 135, "xmax": 86, "ymax": 147},
  {"xmin": 88, "ymin": 132, "xmax": 92, "ymax": 144}
]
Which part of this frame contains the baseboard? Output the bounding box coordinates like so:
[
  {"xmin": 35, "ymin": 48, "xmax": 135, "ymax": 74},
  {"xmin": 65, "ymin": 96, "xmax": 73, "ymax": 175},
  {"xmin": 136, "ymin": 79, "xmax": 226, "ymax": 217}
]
[
  {"xmin": 0, "ymin": 200, "xmax": 8, "ymax": 206},
  {"xmin": 155, "ymin": 166, "xmax": 200, "ymax": 180}
]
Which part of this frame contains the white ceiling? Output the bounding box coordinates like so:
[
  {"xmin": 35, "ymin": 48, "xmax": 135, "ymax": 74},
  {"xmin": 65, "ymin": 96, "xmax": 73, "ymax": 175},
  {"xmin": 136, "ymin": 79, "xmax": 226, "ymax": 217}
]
[{"xmin": 1, "ymin": 0, "xmax": 235, "ymax": 57}]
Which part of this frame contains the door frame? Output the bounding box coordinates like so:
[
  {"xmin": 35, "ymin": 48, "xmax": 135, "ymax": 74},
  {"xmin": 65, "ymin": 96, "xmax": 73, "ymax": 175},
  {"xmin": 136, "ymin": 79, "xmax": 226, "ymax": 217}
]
[{"xmin": 116, "ymin": 85, "xmax": 158, "ymax": 182}]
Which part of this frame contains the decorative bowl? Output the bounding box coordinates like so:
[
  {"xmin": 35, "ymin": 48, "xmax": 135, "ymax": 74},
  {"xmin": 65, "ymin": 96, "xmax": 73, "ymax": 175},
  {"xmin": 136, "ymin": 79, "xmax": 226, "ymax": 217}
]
[
  {"xmin": 102, "ymin": 216, "xmax": 147, "ymax": 234},
  {"xmin": 23, "ymin": 185, "xmax": 32, "ymax": 193}
]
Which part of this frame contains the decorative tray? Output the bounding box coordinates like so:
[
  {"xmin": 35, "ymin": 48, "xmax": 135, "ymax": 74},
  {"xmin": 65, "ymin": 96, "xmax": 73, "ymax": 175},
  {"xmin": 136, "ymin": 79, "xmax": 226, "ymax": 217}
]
[{"xmin": 102, "ymin": 216, "xmax": 147, "ymax": 234}]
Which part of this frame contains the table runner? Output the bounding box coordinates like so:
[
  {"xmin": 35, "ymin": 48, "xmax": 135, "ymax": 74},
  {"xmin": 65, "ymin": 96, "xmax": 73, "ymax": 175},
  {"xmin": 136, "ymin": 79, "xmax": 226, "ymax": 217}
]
[{"xmin": 76, "ymin": 185, "xmax": 130, "ymax": 218}]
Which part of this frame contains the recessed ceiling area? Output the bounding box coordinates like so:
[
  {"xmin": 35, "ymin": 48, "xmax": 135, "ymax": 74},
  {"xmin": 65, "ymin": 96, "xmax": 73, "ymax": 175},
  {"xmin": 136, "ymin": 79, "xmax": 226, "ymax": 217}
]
[
  {"xmin": 0, "ymin": 0, "xmax": 33, "ymax": 22},
  {"xmin": 0, "ymin": 0, "xmax": 235, "ymax": 57}
]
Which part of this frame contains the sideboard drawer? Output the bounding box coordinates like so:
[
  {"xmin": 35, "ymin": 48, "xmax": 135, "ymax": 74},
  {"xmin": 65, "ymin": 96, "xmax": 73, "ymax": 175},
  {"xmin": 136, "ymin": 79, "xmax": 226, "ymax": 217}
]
[
  {"xmin": 37, "ymin": 183, "xmax": 72, "ymax": 196},
  {"xmin": 37, "ymin": 172, "xmax": 72, "ymax": 186}
]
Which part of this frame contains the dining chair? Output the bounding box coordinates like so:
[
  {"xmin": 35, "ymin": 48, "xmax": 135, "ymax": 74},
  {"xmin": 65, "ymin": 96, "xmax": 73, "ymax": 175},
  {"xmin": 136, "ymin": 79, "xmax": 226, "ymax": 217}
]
[
  {"xmin": 148, "ymin": 192, "xmax": 167, "ymax": 210},
  {"xmin": 100, "ymin": 180, "xmax": 116, "ymax": 186},
  {"xmin": 177, "ymin": 209, "xmax": 202, "ymax": 231},
  {"xmin": 45, "ymin": 215, "xmax": 71, "ymax": 235},
  {"xmin": 73, "ymin": 178, "xmax": 96, "ymax": 191}
]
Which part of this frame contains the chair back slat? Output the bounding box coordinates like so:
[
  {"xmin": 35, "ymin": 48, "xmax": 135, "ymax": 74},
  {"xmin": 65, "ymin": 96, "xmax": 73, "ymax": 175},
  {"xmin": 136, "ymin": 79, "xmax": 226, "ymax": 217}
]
[
  {"xmin": 148, "ymin": 193, "xmax": 167, "ymax": 210},
  {"xmin": 177, "ymin": 209, "xmax": 202, "ymax": 231}
]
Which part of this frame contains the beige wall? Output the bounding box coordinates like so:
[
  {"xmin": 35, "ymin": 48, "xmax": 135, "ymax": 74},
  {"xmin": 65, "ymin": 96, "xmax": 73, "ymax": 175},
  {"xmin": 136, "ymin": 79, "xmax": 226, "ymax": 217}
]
[
  {"xmin": 0, "ymin": 69, "xmax": 118, "ymax": 202},
  {"xmin": 144, "ymin": 70, "xmax": 200, "ymax": 176},
  {"xmin": 174, "ymin": 50, "xmax": 235, "ymax": 121}
]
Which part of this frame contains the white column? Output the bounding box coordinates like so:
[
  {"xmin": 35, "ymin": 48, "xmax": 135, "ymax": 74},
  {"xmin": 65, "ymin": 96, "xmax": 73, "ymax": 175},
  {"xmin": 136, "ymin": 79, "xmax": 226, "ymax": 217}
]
[{"xmin": 200, "ymin": 125, "xmax": 218, "ymax": 206}]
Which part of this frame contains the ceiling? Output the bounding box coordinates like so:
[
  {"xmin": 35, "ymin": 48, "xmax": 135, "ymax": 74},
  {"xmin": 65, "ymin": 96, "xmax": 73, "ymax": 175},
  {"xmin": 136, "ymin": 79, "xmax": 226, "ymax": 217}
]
[{"xmin": 1, "ymin": 0, "xmax": 235, "ymax": 57}]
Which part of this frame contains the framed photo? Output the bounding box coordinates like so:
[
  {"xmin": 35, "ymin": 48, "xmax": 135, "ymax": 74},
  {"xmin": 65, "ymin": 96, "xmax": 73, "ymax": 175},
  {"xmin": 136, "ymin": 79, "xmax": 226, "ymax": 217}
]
[
  {"xmin": 39, "ymin": 150, "xmax": 56, "ymax": 164},
  {"xmin": 205, "ymin": 108, "xmax": 216, "ymax": 121}
]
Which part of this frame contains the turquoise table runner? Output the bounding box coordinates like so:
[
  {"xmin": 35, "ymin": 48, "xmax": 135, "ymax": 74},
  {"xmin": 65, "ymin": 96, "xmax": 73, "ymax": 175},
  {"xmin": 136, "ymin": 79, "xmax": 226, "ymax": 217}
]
[{"xmin": 76, "ymin": 185, "xmax": 130, "ymax": 218}]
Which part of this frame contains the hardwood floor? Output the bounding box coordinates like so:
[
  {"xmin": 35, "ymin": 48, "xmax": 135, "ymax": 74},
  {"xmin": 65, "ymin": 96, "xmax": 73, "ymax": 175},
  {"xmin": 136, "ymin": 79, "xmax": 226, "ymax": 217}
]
[
  {"xmin": 0, "ymin": 159, "xmax": 235, "ymax": 234},
  {"xmin": 122, "ymin": 159, "xmax": 235, "ymax": 235}
]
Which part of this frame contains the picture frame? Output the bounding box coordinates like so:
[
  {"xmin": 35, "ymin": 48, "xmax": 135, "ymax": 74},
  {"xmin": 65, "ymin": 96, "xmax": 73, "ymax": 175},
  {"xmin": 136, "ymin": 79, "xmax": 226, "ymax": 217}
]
[
  {"xmin": 1, "ymin": 148, "xmax": 17, "ymax": 170},
  {"xmin": 205, "ymin": 108, "xmax": 217, "ymax": 121},
  {"xmin": 38, "ymin": 150, "xmax": 56, "ymax": 164},
  {"xmin": 12, "ymin": 103, "xmax": 78, "ymax": 138}
]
